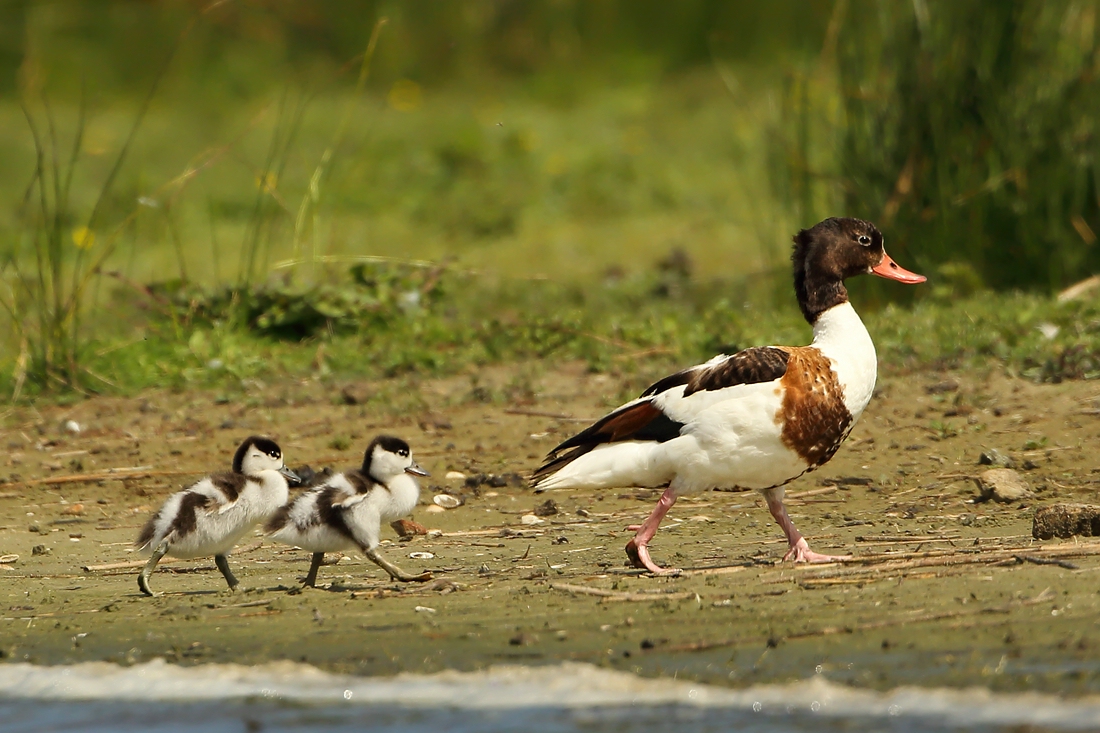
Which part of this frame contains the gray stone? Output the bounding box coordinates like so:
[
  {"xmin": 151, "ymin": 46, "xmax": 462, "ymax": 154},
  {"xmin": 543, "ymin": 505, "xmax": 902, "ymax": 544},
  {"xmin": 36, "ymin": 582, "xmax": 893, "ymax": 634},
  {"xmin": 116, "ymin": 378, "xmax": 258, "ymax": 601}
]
[
  {"xmin": 978, "ymin": 468, "xmax": 1031, "ymax": 503},
  {"xmin": 979, "ymin": 449, "xmax": 1016, "ymax": 468}
]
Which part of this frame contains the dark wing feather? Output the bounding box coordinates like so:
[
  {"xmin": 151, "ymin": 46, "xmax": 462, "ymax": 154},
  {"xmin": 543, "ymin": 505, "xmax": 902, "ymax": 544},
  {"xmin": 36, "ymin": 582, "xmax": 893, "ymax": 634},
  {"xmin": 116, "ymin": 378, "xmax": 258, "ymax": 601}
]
[
  {"xmin": 639, "ymin": 347, "xmax": 789, "ymax": 399},
  {"xmin": 532, "ymin": 347, "xmax": 790, "ymax": 485},
  {"xmin": 684, "ymin": 347, "xmax": 790, "ymax": 397}
]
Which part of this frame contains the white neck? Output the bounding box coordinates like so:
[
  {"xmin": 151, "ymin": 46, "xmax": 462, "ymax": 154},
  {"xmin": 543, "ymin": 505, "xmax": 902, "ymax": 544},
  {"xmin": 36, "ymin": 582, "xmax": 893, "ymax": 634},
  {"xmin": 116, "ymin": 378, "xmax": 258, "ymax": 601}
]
[{"xmin": 810, "ymin": 301, "xmax": 878, "ymax": 419}]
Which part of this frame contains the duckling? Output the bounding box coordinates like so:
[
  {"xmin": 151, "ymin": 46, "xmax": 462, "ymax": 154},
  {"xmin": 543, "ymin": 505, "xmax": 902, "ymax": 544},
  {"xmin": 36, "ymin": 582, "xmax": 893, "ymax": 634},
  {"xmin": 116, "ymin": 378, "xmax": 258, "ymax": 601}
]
[
  {"xmin": 136, "ymin": 436, "xmax": 299, "ymax": 596},
  {"xmin": 266, "ymin": 435, "xmax": 432, "ymax": 586}
]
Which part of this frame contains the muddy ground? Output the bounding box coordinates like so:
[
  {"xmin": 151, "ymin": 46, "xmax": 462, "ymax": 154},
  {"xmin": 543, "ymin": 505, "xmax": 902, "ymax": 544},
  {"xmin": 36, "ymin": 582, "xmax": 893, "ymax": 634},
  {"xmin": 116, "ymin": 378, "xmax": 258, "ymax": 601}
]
[{"xmin": 2, "ymin": 363, "xmax": 1100, "ymax": 694}]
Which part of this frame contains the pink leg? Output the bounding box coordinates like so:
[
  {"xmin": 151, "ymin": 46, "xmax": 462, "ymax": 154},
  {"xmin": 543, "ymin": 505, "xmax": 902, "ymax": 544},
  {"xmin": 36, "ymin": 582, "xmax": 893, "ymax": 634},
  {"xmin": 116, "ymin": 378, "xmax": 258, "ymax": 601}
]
[
  {"xmin": 624, "ymin": 486, "xmax": 679, "ymax": 574},
  {"xmin": 763, "ymin": 488, "xmax": 850, "ymax": 563}
]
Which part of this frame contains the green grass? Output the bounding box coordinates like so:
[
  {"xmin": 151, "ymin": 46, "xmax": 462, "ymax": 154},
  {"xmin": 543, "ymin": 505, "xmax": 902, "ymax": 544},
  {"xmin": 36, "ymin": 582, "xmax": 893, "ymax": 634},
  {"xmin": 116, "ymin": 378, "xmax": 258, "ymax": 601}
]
[{"xmin": 3, "ymin": 258, "xmax": 1098, "ymax": 409}]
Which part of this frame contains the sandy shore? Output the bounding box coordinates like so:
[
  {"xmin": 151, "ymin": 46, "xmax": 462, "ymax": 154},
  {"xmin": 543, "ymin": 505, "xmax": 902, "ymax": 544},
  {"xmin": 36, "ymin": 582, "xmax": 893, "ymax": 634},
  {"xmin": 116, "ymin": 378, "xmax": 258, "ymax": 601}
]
[{"xmin": 2, "ymin": 363, "xmax": 1099, "ymax": 693}]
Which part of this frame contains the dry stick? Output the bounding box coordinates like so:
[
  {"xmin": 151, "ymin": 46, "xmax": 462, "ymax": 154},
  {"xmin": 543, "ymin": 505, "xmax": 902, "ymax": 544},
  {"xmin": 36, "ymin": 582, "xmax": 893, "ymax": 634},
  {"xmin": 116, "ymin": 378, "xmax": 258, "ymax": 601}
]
[
  {"xmin": 855, "ymin": 535, "xmax": 963, "ymax": 545},
  {"xmin": 12, "ymin": 468, "xmax": 201, "ymax": 489},
  {"xmin": 503, "ymin": 407, "xmax": 595, "ymax": 422},
  {"xmin": 84, "ymin": 557, "xmax": 181, "ymax": 572},
  {"xmin": 681, "ymin": 565, "xmax": 748, "ymax": 578},
  {"xmin": 786, "ymin": 487, "xmax": 839, "ymax": 500},
  {"xmin": 551, "ymin": 582, "xmax": 696, "ymax": 603},
  {"xmin": 1013, "ymin": 554, "xmax": 1079, "ymax": 570}
]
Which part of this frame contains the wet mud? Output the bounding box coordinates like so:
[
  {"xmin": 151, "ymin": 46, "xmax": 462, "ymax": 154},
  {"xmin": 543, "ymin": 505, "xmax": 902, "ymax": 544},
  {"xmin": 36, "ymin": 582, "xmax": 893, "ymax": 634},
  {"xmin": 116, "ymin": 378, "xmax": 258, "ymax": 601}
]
[{"xmin": 2, "ymin": 364, "xmax": 1100, "ymax": 694}]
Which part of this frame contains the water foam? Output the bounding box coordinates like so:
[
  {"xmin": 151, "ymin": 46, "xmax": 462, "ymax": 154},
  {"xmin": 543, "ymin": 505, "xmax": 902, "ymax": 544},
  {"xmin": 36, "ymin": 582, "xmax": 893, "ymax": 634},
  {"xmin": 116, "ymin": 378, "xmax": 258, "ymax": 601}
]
[{"xmin": 1, "ymin": 660, "xmax": 1098, "ymax": 729}]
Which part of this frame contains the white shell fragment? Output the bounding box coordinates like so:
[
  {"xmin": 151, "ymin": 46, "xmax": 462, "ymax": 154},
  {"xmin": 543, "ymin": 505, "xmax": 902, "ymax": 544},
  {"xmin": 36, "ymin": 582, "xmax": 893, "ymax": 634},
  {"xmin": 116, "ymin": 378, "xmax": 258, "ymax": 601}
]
[
  {"xmin": 433, "ymin": 494, "xmax": 463, "ymax": 509},
  {"xmin": 425, "ymin": 505, "xmax": 446, "ymax": 514},
  {"xmin": 409, "ymin": 552, "xmax": 435, "ymax": 560},
  {"xmin": 414, "ymin": 606, "xmax": 437, "ymax": 614},
  {"xmin": 520, "ymin": 514, "xmax": 544, "ymax": 525},
  {"xmin": 445, "ymin": 471, "xmax": 466, "ymax": 480},
  {"xmin": 64, "ymin": 420, "xmax": 81, "ymax": 434},
  {"xmin": 0, "ymin": 554, "xmax": 18, "ymax": 564}
]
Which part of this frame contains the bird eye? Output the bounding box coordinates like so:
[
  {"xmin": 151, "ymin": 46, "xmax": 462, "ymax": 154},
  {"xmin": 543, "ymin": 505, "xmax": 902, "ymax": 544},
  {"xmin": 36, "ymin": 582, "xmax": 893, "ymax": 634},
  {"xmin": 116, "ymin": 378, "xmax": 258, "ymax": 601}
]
[{"xmin": 858, "ymin": 235, "xmax": 871, "ymax": 246}]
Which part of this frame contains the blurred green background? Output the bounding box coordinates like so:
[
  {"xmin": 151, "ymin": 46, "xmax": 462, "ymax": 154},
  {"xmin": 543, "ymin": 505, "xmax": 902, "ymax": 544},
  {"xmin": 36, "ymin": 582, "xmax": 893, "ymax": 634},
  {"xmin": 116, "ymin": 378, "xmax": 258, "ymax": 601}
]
[{"xmin": 4, "ymin": 0, "xmax": 1100, "ymax": 396}]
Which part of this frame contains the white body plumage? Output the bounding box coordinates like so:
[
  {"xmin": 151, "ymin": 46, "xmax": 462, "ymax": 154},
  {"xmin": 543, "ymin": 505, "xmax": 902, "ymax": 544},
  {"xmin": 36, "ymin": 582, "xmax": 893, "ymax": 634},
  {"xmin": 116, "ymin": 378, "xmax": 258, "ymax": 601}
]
[
  {"xmin": 139, "ymin": 472, "xmax": 291, "ymax": 559},
  {"xmin": 535, "ymin": 302, "xmax": 877, "ymax": 495},
  {"xmin": 269, "ymin": 471, "xmax": 422, "ymax": 553},
  {"xmin": 135, "ymin": 436, "xmax": 298, "ymax": 596},
  {"xmin": 266, "ymin": 435, "xmax": 432, "ymax": 585}
]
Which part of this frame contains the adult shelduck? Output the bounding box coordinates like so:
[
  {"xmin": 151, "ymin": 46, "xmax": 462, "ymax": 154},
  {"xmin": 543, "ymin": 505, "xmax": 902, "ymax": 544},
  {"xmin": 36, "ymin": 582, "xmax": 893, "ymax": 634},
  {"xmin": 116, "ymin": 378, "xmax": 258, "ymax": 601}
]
[
  {"xmin": 533, "ymin": 218, "xmax": 926, "ymax": 573},
  {"xmin": 266, "ymin": 435, "xmax": 432, "ymax": 586},
  {"xmin": 136, "ymin": 436, "xmax": 299, "ymax": 596}
]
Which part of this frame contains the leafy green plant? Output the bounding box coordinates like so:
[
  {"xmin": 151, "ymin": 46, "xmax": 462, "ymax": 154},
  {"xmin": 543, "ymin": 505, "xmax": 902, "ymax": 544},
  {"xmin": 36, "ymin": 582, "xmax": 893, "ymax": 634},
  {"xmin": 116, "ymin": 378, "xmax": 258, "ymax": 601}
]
[
  {"xmin": 1, "ymin": 87, "xmax": 157, "ymax": 397},
  {"xmin": 149, "ymin": 260, "xmax": 448, "ymax": 340}
]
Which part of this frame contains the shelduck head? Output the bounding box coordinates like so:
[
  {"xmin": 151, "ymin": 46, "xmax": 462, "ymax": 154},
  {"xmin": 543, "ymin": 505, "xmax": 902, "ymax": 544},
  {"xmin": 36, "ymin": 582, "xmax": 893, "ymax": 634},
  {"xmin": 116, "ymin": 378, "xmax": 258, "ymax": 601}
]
[
  {"xmin": 792, "ymin": 217, "xmax": 925, "ymax": 322},
  {"xmin": 361, "ymin": 435, "xmax": 430, "ymax": 483},
  {"xmin": 233, "ymin": 436, "xmax": 300, "ymax": 483}
]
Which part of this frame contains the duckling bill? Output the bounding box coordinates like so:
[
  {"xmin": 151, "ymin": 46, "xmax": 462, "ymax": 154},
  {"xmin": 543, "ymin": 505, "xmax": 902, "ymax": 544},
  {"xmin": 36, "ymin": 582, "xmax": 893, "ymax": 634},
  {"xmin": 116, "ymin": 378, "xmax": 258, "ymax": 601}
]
[
  {"xmin": 267, "ymin": 435, "xmax": 432, "ymax": 586},
  {"xmin": 135, "ymin": 436, "xmax": 298, "ymax": 596}
]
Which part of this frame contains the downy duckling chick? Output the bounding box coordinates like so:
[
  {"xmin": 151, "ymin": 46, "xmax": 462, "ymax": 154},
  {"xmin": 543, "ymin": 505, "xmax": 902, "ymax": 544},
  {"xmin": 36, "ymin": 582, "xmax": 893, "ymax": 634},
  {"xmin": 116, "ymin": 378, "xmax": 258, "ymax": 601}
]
[
  {"xmin": 266, "ymin": 435, "xmax": 432, "ymax": 586},
  {"xmin": 136, "ymin": 436, "xmax": 299, "ymax": 596}
]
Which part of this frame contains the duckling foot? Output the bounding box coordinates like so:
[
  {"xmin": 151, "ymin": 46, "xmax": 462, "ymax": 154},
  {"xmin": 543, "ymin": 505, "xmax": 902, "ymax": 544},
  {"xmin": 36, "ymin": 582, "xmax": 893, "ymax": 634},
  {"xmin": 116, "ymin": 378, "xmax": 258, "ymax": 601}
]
[
  {"xmin": 302, "ymin": 552, "xmax": 325, "ymax": 588},
  {"xmin": 214, "ymin": 554, "xmax": 240, "ymax": 591},
  {"xmin": 624, "ymin": 538, "xmax": 680, "ymax": 575},
  {"xmin": 365, "ymin": 547, "xmax": 433, "ymax": 583},
  {"xmin": 783, "ymin": 538, "xmax": 851, "ymax": 563},
  {"xmin": 138, "ymin": 540, "xmax": 169, "ymax": 597}
]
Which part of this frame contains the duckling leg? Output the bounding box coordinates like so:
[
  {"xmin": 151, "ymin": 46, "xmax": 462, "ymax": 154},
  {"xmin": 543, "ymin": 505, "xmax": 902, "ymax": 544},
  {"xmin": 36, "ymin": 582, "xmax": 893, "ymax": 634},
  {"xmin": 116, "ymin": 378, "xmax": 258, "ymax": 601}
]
[
  {"xmin": 303, "ymin": 552, "xmax": 325, "ymax": 587},
  {"xmin": 214, "ymin": 554, "xmax": 239, "ymax": 590},
  {"xmin": 624, "ymin": 486, "xmax": 680, "ymax": 574},
  {"xmin": 363, "ymin": 547, "xmax": 432, "ymax": 582},
  {"xmin": 138, "ymin": 540, "xmax": 170, "ymax": 597},
  {"xmin": 763, "ymin": 488, "xmax": 851, "ymax": 563}
]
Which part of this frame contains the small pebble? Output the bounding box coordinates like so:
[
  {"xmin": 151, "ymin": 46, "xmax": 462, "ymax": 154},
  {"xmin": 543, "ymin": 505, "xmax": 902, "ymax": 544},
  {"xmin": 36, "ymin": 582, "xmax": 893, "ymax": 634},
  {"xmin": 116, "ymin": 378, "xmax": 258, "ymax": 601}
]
[
  {"xmin": 390, "ymin": 519, "xmax": 428, "ymax": 537},
  {"xmin": 31, "ymin": 545, "xmax": 50, "ymax": 556},
  {"xmin": 533, "ymin": 499, "xmax": 559, "ymax": 517},
  {"xmin": 64, "ymin": 420, "xmax": 81, "ymax": 434},
  {"xmin": 520, "ymin": 514, "xmax": 544, "ymax": 525},
  {"xmin": 425, "ymin": 505, "xmax": 446, "ymax": 514},
  {"xmin": 445, "ymin": 471, "xmax": 466, "ymax": 481},
  {"xmin": 979, "ymin": 449, "xmax": 1016, "ymax": 469},
  {"xmin": 414, "ymin": 606, "xmax": 437, "ymax": 614}
]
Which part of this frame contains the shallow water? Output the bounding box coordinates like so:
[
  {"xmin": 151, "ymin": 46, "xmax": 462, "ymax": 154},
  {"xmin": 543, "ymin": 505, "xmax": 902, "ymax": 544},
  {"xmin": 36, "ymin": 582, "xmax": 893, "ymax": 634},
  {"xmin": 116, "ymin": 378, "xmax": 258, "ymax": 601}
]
[{"xmin": 1, "ymin": 660, "xmax": 1097, "ymax": 733}]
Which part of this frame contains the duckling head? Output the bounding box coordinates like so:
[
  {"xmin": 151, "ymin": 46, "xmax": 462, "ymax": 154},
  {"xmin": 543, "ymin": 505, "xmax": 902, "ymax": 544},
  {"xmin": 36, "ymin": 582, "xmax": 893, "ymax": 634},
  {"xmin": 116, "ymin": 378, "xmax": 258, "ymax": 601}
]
[
  {"xmin": 233, "ymin": 436, "xmax": 300, "ymax": 482},
  {"xmin": 362, "ymin": 435, "xmax": 429, "ymax": 483}
]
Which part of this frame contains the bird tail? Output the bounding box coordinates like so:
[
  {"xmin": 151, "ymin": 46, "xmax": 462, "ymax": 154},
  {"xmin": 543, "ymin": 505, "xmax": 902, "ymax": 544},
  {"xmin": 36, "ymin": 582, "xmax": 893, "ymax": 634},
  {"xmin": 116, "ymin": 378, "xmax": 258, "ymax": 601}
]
[{"xmin": 532, "ymin": 441, "xmax": 672, "ymax": 492}]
